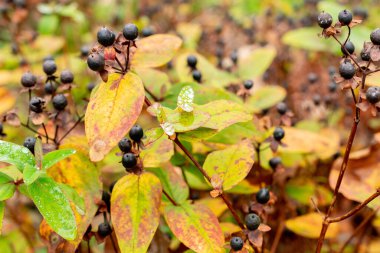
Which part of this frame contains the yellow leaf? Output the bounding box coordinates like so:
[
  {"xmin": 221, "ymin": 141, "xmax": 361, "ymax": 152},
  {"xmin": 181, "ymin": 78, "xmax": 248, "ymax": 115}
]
[{"xmin": 85, "ymin": 73, "xmax": 145, "ymax": 161}]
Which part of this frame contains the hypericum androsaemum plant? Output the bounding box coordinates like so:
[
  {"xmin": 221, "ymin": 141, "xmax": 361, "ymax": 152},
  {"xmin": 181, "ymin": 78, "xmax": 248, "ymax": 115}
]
[{"xmin": 315, "ymin": 9, "xmax": 380, "ymax": 253}]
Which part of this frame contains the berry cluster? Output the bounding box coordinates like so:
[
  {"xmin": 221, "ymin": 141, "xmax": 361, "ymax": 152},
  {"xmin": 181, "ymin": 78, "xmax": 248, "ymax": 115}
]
[
  {"xmin": 118, "ymin": 124, "xmax": 144, "ymax": 173},
  {"xmin": 186, "ymin": 55, "xmax": 202, "ymax": 83}
]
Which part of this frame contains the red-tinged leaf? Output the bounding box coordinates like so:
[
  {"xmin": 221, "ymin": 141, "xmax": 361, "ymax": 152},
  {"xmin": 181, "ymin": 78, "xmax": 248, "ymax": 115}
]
[
  {"xmin": 132, "ymin": 34, "xmax": 182, "ymax": 68},
  {"xmin": 111, "ymin": 172, "xmax": 162, "ymax": 253},
  {"xmin": 164, "ymin": 202, "xmax": 224, "ymax": 253},
  {"xmin": 85, "ymin": 73, "xmax": 145, "ymax": 161}
]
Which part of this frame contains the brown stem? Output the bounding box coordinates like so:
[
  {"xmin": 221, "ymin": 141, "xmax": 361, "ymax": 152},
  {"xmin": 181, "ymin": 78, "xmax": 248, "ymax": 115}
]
[
  {"xmin": 338, "ymin": 208, "xmax": 378, "ymax": 253},
  {"xmin": 270, "ymin": 218, "xmax": 285, "ymax": 253},
  {"xmin": 56, "ymin": 115, "xmax": 84, "ymax": 144},
  {"xmin": 163, "ymin": 189, "xmax": 178, "ymax": 206},
  {"xmin": 41, "ymin": 123, "xmax": 49, "ymax": 143},
  {"xmin": 144, "ymin": 87, "xmax": 160, "ymax": 102},
  {"xmin": 20, "ymin": 122, "xmax": 55, "ymax": 142},
  {"xmin": 110, "ymin": 233, "xmax": 119, "ymax": 253},
  {"xmin": 327, "ymin": 189, "xmax": 380, "ymax": 223},
  {"xmin": 332, "ymin": 35, "xmax": 361, "ymax": 70},
  {"xmin": 26, "ymin": 89, "xmax": 31, "ymax": 125}
]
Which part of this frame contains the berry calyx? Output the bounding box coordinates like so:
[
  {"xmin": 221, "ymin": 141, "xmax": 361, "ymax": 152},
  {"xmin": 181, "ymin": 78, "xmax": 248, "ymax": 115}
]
[
  {"xmin": 52, "ymin": 94, "xmax": 68, "ymax": 111},
  {"xmin": 230, "ymin": 236, "xmax": 244, "ymax": 251},
  {"xmin": 129, "ymin": 125, "xmax": 143, "ymax": 142},
  {"xmin": 366, "ymin": 87, "xmax": 380, "ymax": 104},
  {"xmin": 245, "ymin": 213, "xmax": 261, "ymax": 231},
  {"xmin": 276, "ymin": 102, "xmax": 287, "ymax": 115},
  {"xmin": 341, "ymin": 40, "xmax": 355, "ymax": 55},
  {"xmin": 192, "ymin": 69, "xmax": 202, "ymax": 83},
  {"xmin": 370, "ymin": 28, "xmax": 380, "ymax": 45},
  {"xmin": 21, "ymin": 72, "xmax": 37, "ymax": 88},
  {"xmin": 122, "ymin": 153, "xmax": 137, "ymax": 169},
  {"xmin": 23, "ymin": 137, "xmax": 36, "ymax": 154},
  {"xmin": 97, "ymin": 27, "xmax": 116, "ymax": 47},
  {"xmin": 29, "ymin": 97, "xmax": 44, "ymax": 113},
  {"xmin": 269, "ymin": 157, "xmax": 282, "ymax": 170},
  {"xmin": 273, "ymin": 127, "xmax": 285, "ymax": 141},
  {"xmin": 87, "ymin": 53, "xmax": 105, "ymax": 71},
  {"xmin": 338, "ymin": 10, "xmax": 353, "ymax": 26},
  {"xmin": 243, "ymin": 80, "xmax": 254, "ymax": 90},
  {"xmin": 187, "ymin": 55, "xmax": 197, "ymax": 69},
  {"xmin": 43, "ymin": 60, "xmax": 57, "ymax": 76},
  {"xmin": 60, "ymin": 70, "xmax": 74, "ymax": 84},
  {"xmin": 118, "ymin": 138, "xmax": 132, "ymax": 153},
  {"xmin": 339, "ymin": 60, "xmax": 356, "ymax": 79},
  {"xmin": 123, "ymin": 23, "xmax": 138, "ymax": 41},
  {"xmin": 98, "ymin": 222, "xmax": 112, "ymax": 237},
  {"xmin": 256, "ymin": 188, "xmax": 270, "ymax": 204},
  {"xmin": 317, "ymin": 12, "xmax": 333, "ymax": 29}
]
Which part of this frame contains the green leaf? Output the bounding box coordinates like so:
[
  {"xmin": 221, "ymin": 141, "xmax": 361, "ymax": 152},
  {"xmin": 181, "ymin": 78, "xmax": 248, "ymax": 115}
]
[
  {"xmin": 237, "ymin": 46, "xmax": 276, "ymax": 79},
  {"xmin": 179, "ymin": 128, "xmax": 218, "ymax": 142},
  {"xmin": 42, "ymin": 149, "xmax": 76, "ymax": 170},
  {"xmin": 147, "ymin": 165, "xmax": 189, "ymax": 204},
  {"xmin": 0, "ymin": 140, "xmax": 35, "ymax": 172},
  {"xmin": 0, "ymin": 166, "xmax": 22, "ymax": 181},
  {"xmin": 177, "ymin": 86, "xmax": 194, "ymax": 112},
  {"xmin": 58, "ymin": 183, "xmax": 85, "ymax": 215},
  {"xmin": 203, "ymin": 140, "xmax": 255, "ymax": 191},
  {"xmin": 0, "ymin": 172, "xmax": 15, "ymax": 201},
  {"xmin": 134, "ymin": 68, "xmax": 170, "ymax": 100},
  {"xmin": 111, "ymin": 173, "xmax": 162, "ymax": 253},
  {"xmin": 23, "ymin": 165, "xmax": 45, "ymax": 185},
  {"xmin": 225, "ymin": 180, "xmax": 259, "ymax": 195},
  {"xmin": 27, "ymin": 176, "xmax": 77, "ymax": 240},
  {"xmin": 247, "ymin": 85, "xmax": 286, "ymax": 113},
  {"xmin": 38, "ymin": 15, "xmax": 59, "ymax": 35},
  {"xmin": 164, "ymin": 202, "xmax": 224, "ymax": 253},
  {"xmin": 0, "ymin": 202, "xmax": 4, "ymax": 235},
  {"xmin": 207, "ymin": 121, "xmax": 259, "ymax": 144}
]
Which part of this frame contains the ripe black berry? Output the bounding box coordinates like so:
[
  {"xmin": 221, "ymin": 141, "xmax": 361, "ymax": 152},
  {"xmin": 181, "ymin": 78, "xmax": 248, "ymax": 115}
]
[
  {"xmin": 338, "ymin": 10, "xmax": 353, "ymax": 25},
  {"xmin": 44, "ymin": 82, "xmax": 56, "ymax": 94},
  {"xmin": 87, "ymin": 53, "xmax": 105, "ymax": 71},
  {"xmin": 23, "ymin": 137, "xmax": 36, "ymax": 154},
  {"xmin": 341, "ymin": 40, "xmax": 355, "ymax": 55},
  {"xmin": 192, "ymin": 70, "xmax": 202, "ymax": 83},
  {"xmin": 230, "ymin": 50, "xmax": 238, "ymax": 64},
  {"xmin": 313, "ymin": 94, "xmax": 321, "ymax": 106},
  {"xmin": 98, "ymin": 222, "xmax": 112, "ymax": 237},
  {"xmin": 328, "ymin": 82, "xmax": 337, "ymax": 92},
  {"xmin": 13, "ymin": 0, "xmax": 26, "ymax": 8},
  {"xmin": 97, "ymin": 27, "xmax": 115, "ymax": 47},
  {"xmin": 129, "ymin": 125, "xmax": 144, "ymax": 142},
  {"xmin": 370, "ymin": 28, "xmax": 380, "ymax": 45},
  {"xmin": 122, "ymin": 153, "xmax": 137, "ymax": 169},
  {"xmin": 141, "ymin": 27, "xmax": 154, "ymax": 37},
  {"xmin": 230, "ymin": 237, "xmax": 244, "ymax": 251},
  {"xmin": 245, "ymin": 213, "xmax": 261, "ymax": 230},
  {"xmin": 122, "ymin": 23, "xmax": 138, "ymax": 41},
  {"xmin": 243, "ymin": 80, "xmax": 254, "ymax": 90},
  {"xmin": 269, "ymin": 157, "xmax": 281, "ymax": 170},
  {"xmin": 21, "ymin": 72, "xmax": 37, "ymax": 88},
  {"xmin": 80, "ymin": 45, "xmax": 90, "ymax": 57},
  {"xmin": 276, "ymin": 102, "xmax": 287, "ymax": 115},
  {"xmin": 308, "ymin": 72, "xmax": 318, "ymax": 84},
  {"xmin": 60, "ymin": 70, "xmax": 74, "ymax": 84},
  {"xmin": 339, "ymin": 60, "xmax": 356, "ymax": 79},
  {"xmin": 52, "ymin": 94, "xmax": 68, "ymax": 111},
  {"xmin": 43, "ymin": 55, "xmax": 54, "ymax": 62},
  {"xmin": 353, "ymin": 7, "xmax": 368, "ymax": 20},
  {"xmin": 366, "ymin": 87, "xmax": 380, "ymax": 104},
  {"xmin": 118, "ymin": 138, "xmax": 132, "ymax": 153},
  {"xmin": 43, "ymin": 60, "xmax": 57, "ymax": 76},
  {"xmin": 256, "ymin": 188, "xmax": 270, "ymax": 204},
  {"xmin": 361, "ymin": 49, "xmax": 371, "ymax": 61},
  {"xmin": 328, "ymin": 66, "xmax": 336, "ymax": 76},
  {"xmin": 187, "ymin": 55, "xmax": 197, "ymax": 69},
  {"xmin": 317, "ymin": 12, "xmax": 333, "ymax": 29},
  {"xmin": 29, "ymin": 97, "xmax": 44, "ymax": 113},
  {"xmin": 273, "ymin": 127, "xmax": 285, "ymax": 141}
]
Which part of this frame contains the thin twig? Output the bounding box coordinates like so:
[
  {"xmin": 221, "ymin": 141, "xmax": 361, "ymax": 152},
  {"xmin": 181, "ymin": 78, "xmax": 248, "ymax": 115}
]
[
  {"xmin": 20, "ymin": 122, "xmax": 55, "ymax": 142},
  {"xmin": 332, "ymin": 35, "xmax": 361, "ymax": 70},
  {"xmin": 56, "ymin": 115, "xmax": 84, "ymax": 144},
  {"xmin": 41, "ymin": 123, "xmax": 49, "ymax": 143},
  {"xmin": 163, "ymin": 189, "xmax": 178, "ymax": 206},
  {"xmin": 144, "ymin": 86, "xmax": 160, "ymax": 102},
  {"xmin": 26, "ymin": 89, "xmax": 32, "ymax": 126}
]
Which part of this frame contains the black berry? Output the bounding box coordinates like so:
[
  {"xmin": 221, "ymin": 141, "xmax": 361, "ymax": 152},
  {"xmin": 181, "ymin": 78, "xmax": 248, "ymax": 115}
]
[
  {"xmin": 366, "ymin": 87, "xmax": 380, "ymax": 104},
  {"xmin": 361, "ymin": 49, "xmax": 371, "ymax": 61},
  {"xmin": 269, "ymin": 157, "xmax": 281, "ymax": 170},
  {"xmin": 245, "ymin": 213, "xmax": 261, "ymax": 231},
  {"xmin": 308, "ymin": 72, "xmax": 318, "ymax": 84},
  {"xmin": 339, "ymin": 60, "xmax": 356, "ymax": 79},
  {"xmin": 370, "ymin": 28, "xmax": 380, "ymax": 45},
  {"xmin": 43, "ymin": 60, "xmax": 57, "ymax": 76},
  {"xmin": 44, "ymin": 82, "xmax": 56, "ymax": 94},
  {"xmin": 52, "ymin": 94, "xmax": 68, "ymax": 111},
  {"xmin": 122, "ymin": 153, "xmax": 137, "ymax": 169},
  {"xmin": 187, "ymin": 55, "xmax": 197, "ymax": 69},
  {"xmin": 141, "ymin": 27, "xmax": 154, "ymax": 37},
  {"xmin": 43, "ymin": 55, "xmax": 54, "ymax": 62},
  {"xmin": 118, "ymin": 138, "xmax": 132, "ymax": 153},
  {"xmin": 192, "ymin": 70, "xmax": 202, "ymax": 83},
  {"xmin": 338, "ymin": 10, "xmax": 353, "ymax": 25},
  {"xmin": 317, "ymin": 12, "xmax": 333, "ymax": 29},
  {"xmin": 129, "ymin": 125, "xmax": 144, "ymax": 142},
  {"xmin": 313, "ymin": 94, "xmax": 321, "ymax": 106},
  {"xmin": 243, "ymin": 80, "xmax": 254, "ymax": 90},
  {"xmin": 60, "ymin": 70, "xmax": 74, "ymax": 84},
  {"xmin": 21, "ymin": 72, "xmax": 37, "ymax": 88},
  {"xmin": 87, "ymin": 53, "xmax": 105, "ymax": 71},
  {"xmin": 23, "ymin": 137, "xmax": 36, "ymax": 154},
  {"xmin": 230, "ymin": 237, "xmax": 244, "ymax": 251},
  {"xmin": 87, "ymin": 82, "xmax": 96, "ymax": 92},
  {"xmin": 97, "ymin": 27, "xmax": 115, "ymax": 47},
  {"xmin": 276, "ymin": 102, "xmax": 287, "ymax": 115},
  {"xmin": 230, "ymin": 50, "xmax": 238, "ymax": 64},
  {"xmin": 80, "ymin": 45, "xmax": 90, "ymax": 57},
  {"xmin": 273, "ymin": 127, "xmax": 285, "ymax": 141},
  {"xmin": 29, "ymin": 97, "xmax": 44, "ymax": 113},
  {"xmin": 341, "ymin": 40, "xmax": 355, "ymax": 55},
  {"xmin": 122, "ymin": 23, "xmax": 138, "ymax": 41},
  {"xmin": 328, "ymin": 66, "xmax": 336, "ymax": 76},
  {"xmin": 98, "ymin": 222, "xmax": 112, "ymax": 237},
  {"xmin": 256, "ymin": 188, "xmax": 270, "ymax": 204},
  {"xmin": 353, "ymin": 7, "xmax": 368, "ymax": 20},
  {"xmin": 328, "ymin": 82, "xmax": 337, "ymax": 92}
]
